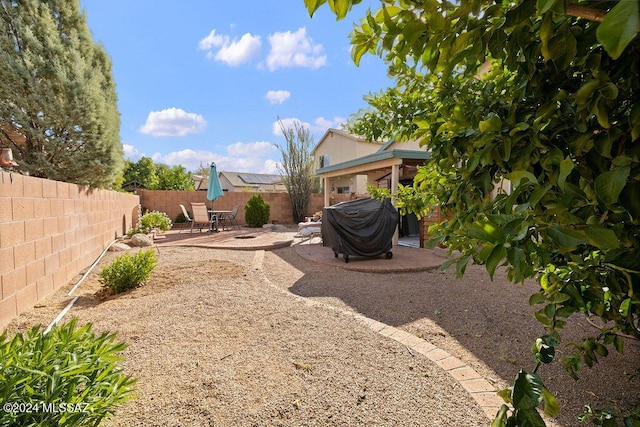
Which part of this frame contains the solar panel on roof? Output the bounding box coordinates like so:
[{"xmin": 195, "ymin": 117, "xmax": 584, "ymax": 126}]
[{"xmin": 237, "ymin": 173, "xmax": 283, "ymax": 184}]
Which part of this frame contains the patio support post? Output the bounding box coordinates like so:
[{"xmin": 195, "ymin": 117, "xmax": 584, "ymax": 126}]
[
  {"xmin": 323, "ymin": 177, "xmax": 330, "ymax": 207},
  {"xmin": 391, "ymin": 164, "xmax": 400, "ymax": 245}
]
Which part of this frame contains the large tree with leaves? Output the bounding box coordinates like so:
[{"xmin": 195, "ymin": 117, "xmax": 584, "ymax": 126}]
[
  {"xmin": 305, "ymin": 0, "xmax": 639, "ymax": 425},
  {"xmin": 0, "ymin": 0, "xmax": 122, "ymax": 187},
  {"xmin": 277, "ymin": 119, "xmax": 316, "ymax": 224}
]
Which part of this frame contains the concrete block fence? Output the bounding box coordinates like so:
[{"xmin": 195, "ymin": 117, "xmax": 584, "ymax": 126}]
[
  {"xmin": 0, "ymin": 172, "xmax": 140, "ymax": 330},
  {"xmin": 139, "ymin": 190, "xmax": 353, "ymax": 227}
]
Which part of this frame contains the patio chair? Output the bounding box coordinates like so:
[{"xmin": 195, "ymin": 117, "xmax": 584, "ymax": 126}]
[
  {"xmin": 179, "ymin": 204, "xmax": 194, "ymax": 233},
  {"xmin": 219, "ymin": 204, "xmax": 241, "ymax": 230},
  {"xmin": 190, "ymin": 202, "xmax": 215, "ymax": 233}
]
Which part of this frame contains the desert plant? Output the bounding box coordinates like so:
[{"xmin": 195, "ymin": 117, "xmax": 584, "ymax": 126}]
[
  {"xmin": 0, "ymin": 318, "xmax": 136, "ymax": 426},
  {"xmin": 140, "ymin": 210, "xmax": 172, "ymax": 232},
  {"xmin": 245, "ymin": 194, "xmax": 270, "ymax": 227},
  {"xmin": 99, "ymin": 249, "xmax": 157, "ymax": 294}
]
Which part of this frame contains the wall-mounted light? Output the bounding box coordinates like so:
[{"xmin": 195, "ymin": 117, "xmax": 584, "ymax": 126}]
[{"xmin": 0, "ymin": 148, "xmax": 19, "ymax": 167}]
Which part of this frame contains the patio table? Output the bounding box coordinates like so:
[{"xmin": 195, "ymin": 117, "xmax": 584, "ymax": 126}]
[{"xmin": 209, "ymin": 210, "xmax": 233, "ymax": 231}]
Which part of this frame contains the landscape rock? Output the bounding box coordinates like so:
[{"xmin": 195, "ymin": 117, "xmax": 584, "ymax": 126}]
[
  {"xmin": 109, "ymin": 242, "xmax": 132, "ymax": 251},
  {"xmin": 130, "ymin": 233, "xmax": 153, "ymax": 247}
]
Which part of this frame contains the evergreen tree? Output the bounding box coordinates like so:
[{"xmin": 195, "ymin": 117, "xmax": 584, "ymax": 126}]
[{"xmin": 0, "ymin": 0, "xmax": 122, "ymax": 187}]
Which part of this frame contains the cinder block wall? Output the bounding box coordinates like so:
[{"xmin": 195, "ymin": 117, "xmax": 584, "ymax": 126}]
[
  {"xmin": 0, "ymin": 172, "xmax": 140, "ymax": 330},
  {"xmin": 139, "ymin": 190, "xmax": 352, "ymax": 226}
]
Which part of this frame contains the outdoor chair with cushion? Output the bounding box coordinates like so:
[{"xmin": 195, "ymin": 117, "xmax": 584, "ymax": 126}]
[
  {"xmin": 179, "ymin": 204, "xmax": 194, "ymax": 233},
  {"xmin": 190, "ymin": 202, "xmax": 215, "ymax": 233}
]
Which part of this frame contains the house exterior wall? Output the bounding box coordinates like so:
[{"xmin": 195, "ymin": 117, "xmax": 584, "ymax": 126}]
[
  {"xmin": 313, "ymin": 130, "xmax": 382, "ymax": 194},
  {"xmin": 0, "ymin": 173, "xmax": 140, "ymax": 330}
]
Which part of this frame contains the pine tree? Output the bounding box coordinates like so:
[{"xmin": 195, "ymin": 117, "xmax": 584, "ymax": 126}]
[{"xmin": 0, "ymin": 0, "xmax": 123, "ymax": 187}]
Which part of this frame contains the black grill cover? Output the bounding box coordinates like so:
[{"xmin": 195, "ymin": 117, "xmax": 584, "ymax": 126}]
[{"xmin": 322, "ymin": 198, "xmax": 399, "ymax": 257}]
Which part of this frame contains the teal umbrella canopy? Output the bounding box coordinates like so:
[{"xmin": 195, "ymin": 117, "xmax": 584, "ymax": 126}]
[{"xmin": 207, "ymin": 162, "xmax": 224, "ymax": 202}]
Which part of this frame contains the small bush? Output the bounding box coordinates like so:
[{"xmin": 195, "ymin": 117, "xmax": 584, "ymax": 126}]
[
  {"xmin": 0, "ymin": 318, "xmax": 137, "ymax": 427},
  {"xmin": 99, "ymin": 249, "xmax": 157, "ymax": 294},
  {"xmin": 140, "ymin": 210, "xmax": 172, "ymax": 232},
  {"xmin": 174, "ymin": 212, "xmax": 187, "ymax": 223},
  {"xmin": 245, "ymin": 194, "xmax": 270, "ymax": 227}
]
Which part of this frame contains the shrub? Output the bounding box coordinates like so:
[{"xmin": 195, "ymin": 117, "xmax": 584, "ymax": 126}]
[
  {"xmin": 174, "ymin": 212, "xmax": 187, "ymax": 223},
  {"xmin": 99, "ymin": 249, "xmax": 157, "ymax": 294},
  {"xmin": 0, "ymin": 318, "xmax": 137, "ymax": 426},
  {"xmin": 140, "ymin": 210, "xmax": 172, "ymax": 232},
  {"xmin": 245, "ymin": 194, "xmax": 270, "ymax": 227}
]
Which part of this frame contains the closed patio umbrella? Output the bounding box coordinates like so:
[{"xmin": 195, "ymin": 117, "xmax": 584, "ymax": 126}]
[
  {"xmin": 207, "ymin": 162, "xmax": 224, "ymax": 231},
  {"xmin": 207, "ymin": 162, "xmax": 224, "ymax": 204}
]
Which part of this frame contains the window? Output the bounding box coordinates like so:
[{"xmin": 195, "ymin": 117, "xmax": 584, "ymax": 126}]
[
  {"xmin": 336, "ymin": 186, "xmax": 350, "ymax": 194},
  {"xmin": 320, "ymin": 154, "xmax": 330, "ymax": 168}
]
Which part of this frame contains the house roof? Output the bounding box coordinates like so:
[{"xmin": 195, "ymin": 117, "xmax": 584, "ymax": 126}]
[
  {"xmin": 191, "ymin": 174, "xmax": 208, "ymax": 191},
  {"xmin": 219, "ymin": 171, "xmax": 285, "ymax": 188},
  {"xmin": 316, "ymin": 148, "xmax": 430, "ymax": 175}
]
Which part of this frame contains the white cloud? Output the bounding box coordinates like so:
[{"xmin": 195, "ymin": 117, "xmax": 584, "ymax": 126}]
[
  {"xmin": 265, "ymin": 27, "xmax": 327, "ymax": 71},
  {"xmin": 272, "ymin": 118, "xmax": 312, "ymax": 136},
  {"xmin": 313, "ymin": 116, "xmax": 346, "ymax": 130},
  {"xmin": 198, "ymin": 29, "xmax": 262, "ymax": 66},
  {"xmin": 122, "ymin": 144, "xmax": 140, "ymax": 160},
  {"xmin": 272, "ymin": 116, "xmax": 346, "ymax": 136},
  {"xmin": 139, "ymin": 108, "xmax": 207, "ymax": 137},
  {"xmin": 265, "ymin": 90, "xmax": 291, "ymax": 105},
  {"xmin": 227, "ymin": 141, "xmax": 276, "ymax": 157},
  {"xmin": 147, "ymin": 143, "xmax": 280, "ymax": 175}
]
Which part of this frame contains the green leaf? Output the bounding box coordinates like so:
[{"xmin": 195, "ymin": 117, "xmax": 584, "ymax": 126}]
[
  {"xmin": 547, "ymin": 225, "xmax": 589, "ymax": 249},
  {"xmin": 507, "ymin": 171, "xmax": 538, "ymax": 188},
  {"xmin": 558, "ymin": 157, "xmax": 574, "ymax": 192},
  {"xmin": 619, "ymin": 298, "xmax": 631, "ymax": 317},
  {"xmin": 327, "ymin": 0, "xmax": 352, "ymax": 19},
  {"xmin": 497, "ymin": 388, "xmax": 513, "ymax": 404},
  {"xmin": 529, "ymin": 293, "xmax": 547, "ymax": 305},
  {"xmin": 584, "ymin": 225, "xmax": 620, "ymax": 249},
  {"xmin": 536, "ymin": 0, "xmax": 558, "ymax": 15},
  {"xmin": 596, "ymin": 0, "xmax": 640, "ymax": 59},
  {"xmin": 516, "ymin": 408, "xmax": 546, "ymax": 427},
  {"xmin": 492, "ymin": 404, "xmax": 510, "ymax": 427},
  {"xmin": 487, "ymin": 244, "xmax": 507, "ymax": 280},
  {"xmin": 594, "ymin": 167, "xmax": 630, "ymax": 206},
  {"xmin": 512, "ymin": 370, "xmax": 544, "ymax": 410},
  {"xmin": 542, "ymin": 388, "xmax": 560, "ymax": 417},
  {"xmin": 479, "ymin": 114, "xmax": 503, "ymax": 132}
]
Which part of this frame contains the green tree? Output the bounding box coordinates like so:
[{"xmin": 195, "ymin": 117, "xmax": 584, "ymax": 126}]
[
  {"xmin": 0, "ymin": 0, "xmax": 123, "ymax": 187},
  {"xmin": 276, "ymin": 119, "xmax": 315, "ymax": 224},
  {"xmin": 155, "ymin": 164, "xmax": 194, "ymax": 191},
  {"xmin": 306, "ymin": 0, "xmax": 639, "ymax": 425},
  {"xmin": 122, "ymin": 157, "xmax": 159, "ymax": 190}
]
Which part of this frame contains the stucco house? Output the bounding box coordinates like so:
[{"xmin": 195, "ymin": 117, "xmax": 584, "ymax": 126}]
[
  {"xmin": 311, "ymin": 128, "xmax": 384, "ymax": 195},
  {"xmin": 314, "ymin": 129, "xmax": 431, "ymax": 242}
]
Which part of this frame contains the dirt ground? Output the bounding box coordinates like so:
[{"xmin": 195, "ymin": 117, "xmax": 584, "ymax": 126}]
[{"xmin": 4, "ymin": 240, "xmax": 639, "ymax": 426}]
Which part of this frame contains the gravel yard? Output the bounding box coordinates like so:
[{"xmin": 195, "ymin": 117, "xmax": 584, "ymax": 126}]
[{"xmin": 5, "ymin": 239, "xmax": 638, "ymax": 426}]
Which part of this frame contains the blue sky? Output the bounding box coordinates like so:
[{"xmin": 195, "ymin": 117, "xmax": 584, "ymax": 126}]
[{"xmin": 79, "ymin": 0, "xmax": 393, "ymax": 174}]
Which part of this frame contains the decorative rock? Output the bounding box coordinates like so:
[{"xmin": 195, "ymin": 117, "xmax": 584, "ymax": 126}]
[
  {"xmin": 130, "ymin": 233, "xmax": 153, "ymax": 247},
  {"xmin": 109, "ymin": 242, "xmax": 132, "ymax": 251}
]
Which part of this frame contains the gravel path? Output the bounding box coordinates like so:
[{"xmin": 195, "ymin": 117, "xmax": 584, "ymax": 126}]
[{"xmin": 5, "ymin": 242, "xmax": 638, "ymax": 426}]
